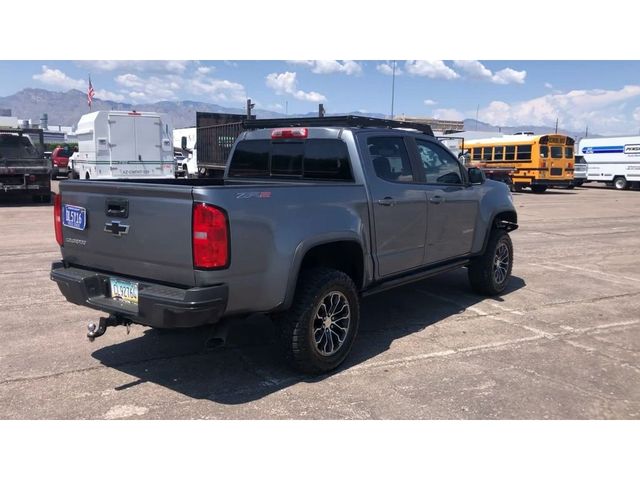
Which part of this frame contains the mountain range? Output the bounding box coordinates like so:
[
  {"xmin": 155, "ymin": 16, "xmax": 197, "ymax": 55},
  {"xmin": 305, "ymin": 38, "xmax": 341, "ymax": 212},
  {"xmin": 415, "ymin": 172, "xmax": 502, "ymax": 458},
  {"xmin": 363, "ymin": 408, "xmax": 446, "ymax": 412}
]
[{"xmin": 0, "ymin": 88, "xmax": 590, "ymax": 138}]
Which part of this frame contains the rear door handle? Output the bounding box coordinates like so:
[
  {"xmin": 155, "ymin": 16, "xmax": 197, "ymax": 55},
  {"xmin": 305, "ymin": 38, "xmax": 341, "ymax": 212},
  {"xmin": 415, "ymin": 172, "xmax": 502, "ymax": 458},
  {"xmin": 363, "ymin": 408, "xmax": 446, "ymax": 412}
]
[
  {"xmin": 429, "ymin": 195, "xmax": 445, "ymax": 205},
  {"xmin": 378, "ymin": 197, "xmax": 396, "ymax": 206}
]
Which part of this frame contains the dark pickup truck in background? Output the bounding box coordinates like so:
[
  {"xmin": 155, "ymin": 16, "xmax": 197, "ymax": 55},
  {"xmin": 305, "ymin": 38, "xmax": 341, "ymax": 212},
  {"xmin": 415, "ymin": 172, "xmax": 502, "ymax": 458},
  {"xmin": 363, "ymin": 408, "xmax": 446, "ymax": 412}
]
[
  {"xmin": 0, "ymin": 127, "xmax": 51, "ymax": 203},
  {"xmin": 51, "ymin": 116, "xmax": 518, "ymax": 373}
]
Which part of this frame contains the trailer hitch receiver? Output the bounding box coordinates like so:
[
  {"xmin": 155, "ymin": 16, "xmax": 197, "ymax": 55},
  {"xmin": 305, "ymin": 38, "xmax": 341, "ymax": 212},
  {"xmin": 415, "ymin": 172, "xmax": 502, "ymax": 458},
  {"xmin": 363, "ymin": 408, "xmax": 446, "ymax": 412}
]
[{"xmin": 87, "ymin": 314, "xmax": 132, "ymax": 342}]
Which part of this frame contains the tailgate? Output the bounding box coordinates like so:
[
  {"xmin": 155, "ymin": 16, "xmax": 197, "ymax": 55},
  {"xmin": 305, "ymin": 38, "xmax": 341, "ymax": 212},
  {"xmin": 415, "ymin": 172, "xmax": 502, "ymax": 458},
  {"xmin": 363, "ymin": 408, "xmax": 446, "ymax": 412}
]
[{"xmin": 59, "ymin": 180, "xmax": 196, "ymax": 286}]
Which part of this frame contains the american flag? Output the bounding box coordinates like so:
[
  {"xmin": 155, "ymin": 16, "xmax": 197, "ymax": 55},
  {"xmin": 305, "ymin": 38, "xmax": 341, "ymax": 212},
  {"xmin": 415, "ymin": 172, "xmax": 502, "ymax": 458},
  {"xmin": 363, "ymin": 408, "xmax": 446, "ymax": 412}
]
[{"xmin": 87, "ymin": 76, "xmax": 95, "ymax": 109}]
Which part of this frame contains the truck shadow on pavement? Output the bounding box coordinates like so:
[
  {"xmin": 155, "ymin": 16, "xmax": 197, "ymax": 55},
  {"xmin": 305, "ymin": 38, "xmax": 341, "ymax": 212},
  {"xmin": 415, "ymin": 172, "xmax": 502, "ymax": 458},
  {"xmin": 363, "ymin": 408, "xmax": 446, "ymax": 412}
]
[{"xmin": 91, "ymin": 269, "xmax": 525, "ymax": 406}]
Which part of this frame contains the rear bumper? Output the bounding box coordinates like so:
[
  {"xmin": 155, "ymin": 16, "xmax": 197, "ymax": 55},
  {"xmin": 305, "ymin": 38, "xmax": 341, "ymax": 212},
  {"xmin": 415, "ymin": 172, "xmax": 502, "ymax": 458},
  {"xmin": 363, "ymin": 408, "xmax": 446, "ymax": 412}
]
[{"xmin": 50, "ymin": 262, "xmax": 228, "ymax": 328}]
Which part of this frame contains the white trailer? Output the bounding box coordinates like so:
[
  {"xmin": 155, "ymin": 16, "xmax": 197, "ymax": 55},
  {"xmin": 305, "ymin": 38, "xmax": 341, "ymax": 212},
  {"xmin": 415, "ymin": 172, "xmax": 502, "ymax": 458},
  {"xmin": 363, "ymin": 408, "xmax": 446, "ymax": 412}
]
[
  {"xmin": 70, "ymin": 111, "xmax": 174, "ymax": 179},
  {"xmin": 579, "ymin": 136, "xmax": 640, "ymax": 190}
]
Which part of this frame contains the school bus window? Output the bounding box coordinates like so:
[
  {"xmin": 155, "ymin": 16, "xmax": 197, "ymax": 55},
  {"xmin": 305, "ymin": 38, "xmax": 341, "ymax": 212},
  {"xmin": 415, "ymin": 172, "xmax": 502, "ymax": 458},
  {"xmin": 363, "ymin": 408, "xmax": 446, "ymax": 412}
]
[
  {"xmin": 551, "ymin": 146, "xmax": 563, "ymax": 158},
  {"xmin": 505, "ymin": 145, "xmax": 515, "ymax": 160},
  {"xmin": 472, "ymin": 148, "xmax": 482, "ymax": 160},
  {"xmin": 483, "ymin": 147, "xmax": 493, "ymax": 161},
  {"xmin": 540, "ymin": 146, "xmax": 548, "ymax": 158},
  {"xmin": 516, "ymin": 144, "xmax": 531, "ymax": 160},
  {"xmin": 565, "ymin": 147, "xmax": 573, "ymax": 158},
  {"xmin": 494, "ymin": 146, "xmax": 504, "ymax": 160}
]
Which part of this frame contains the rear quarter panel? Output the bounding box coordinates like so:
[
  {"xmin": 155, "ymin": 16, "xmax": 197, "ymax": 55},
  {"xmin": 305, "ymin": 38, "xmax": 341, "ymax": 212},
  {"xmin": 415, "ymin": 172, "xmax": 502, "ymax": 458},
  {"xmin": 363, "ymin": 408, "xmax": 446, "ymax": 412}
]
[{"xmin": 192, "ymin": 184, "xmax": 371, "ymax": 314}]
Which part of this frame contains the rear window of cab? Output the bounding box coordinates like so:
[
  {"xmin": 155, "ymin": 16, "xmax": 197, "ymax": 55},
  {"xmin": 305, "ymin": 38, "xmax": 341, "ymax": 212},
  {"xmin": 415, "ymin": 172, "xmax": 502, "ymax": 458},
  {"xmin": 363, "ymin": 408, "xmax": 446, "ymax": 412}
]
[{"xmin": 228, "ymin": 139, "xmax": 353, "ymax": 181}]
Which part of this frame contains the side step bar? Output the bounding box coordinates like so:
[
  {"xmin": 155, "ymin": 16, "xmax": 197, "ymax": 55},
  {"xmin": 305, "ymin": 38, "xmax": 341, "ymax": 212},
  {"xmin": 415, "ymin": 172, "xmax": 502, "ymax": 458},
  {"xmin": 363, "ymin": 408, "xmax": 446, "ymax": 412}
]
[{"xmin": 362, "ymin": 259, "xmax": 470, "ymax": 297}]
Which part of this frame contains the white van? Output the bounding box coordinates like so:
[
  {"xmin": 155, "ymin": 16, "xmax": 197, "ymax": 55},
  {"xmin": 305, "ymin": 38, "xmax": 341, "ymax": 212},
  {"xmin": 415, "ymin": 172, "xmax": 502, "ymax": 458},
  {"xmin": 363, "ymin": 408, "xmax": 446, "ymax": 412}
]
[
  {"xmin": 579, "ymin": 136, "xmax": 640, "ymax": 189},
  {"xmin": 70, "ymin": 111, "xmax": 174, "ymax": 179}
]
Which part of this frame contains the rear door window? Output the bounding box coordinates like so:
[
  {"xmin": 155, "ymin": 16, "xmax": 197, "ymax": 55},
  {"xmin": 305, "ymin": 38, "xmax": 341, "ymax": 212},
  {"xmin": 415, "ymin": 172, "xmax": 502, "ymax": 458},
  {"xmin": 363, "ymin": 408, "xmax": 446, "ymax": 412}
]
[{"xmin": 368, "ymin": 136, "xmax": 414, "ymax": 183}]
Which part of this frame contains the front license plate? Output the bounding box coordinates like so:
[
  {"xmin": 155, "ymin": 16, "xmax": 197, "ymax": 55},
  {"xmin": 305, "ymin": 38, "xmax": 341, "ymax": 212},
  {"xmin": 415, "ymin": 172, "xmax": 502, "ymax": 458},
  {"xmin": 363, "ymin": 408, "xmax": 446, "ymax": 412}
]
[
  {"xmin": 110, "ymin": 278, "xmax": 139, "ymax": 304},
  {"xmin": 62, "ymin": 204, "xmax": 86, "ymax": 230}
]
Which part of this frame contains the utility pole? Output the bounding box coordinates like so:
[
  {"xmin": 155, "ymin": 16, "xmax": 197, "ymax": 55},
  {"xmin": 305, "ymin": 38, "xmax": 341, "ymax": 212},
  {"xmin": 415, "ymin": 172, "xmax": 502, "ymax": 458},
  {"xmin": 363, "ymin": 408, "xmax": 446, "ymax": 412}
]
[
  {"xmin": 246, "ymin": 98, "xmax": 255, "ymax": 119},
  {"xmin": 285, "ymin": 101, "xmax": 288, "ymax": 116},
  {"xmin": 555, "ymin": 118, "xmax": 558, "ymax": 134},
  {"xmin": 318, "ymin": 103, "xmax": 325, "ymax": 117},
  {"xmin": 390, "ymin": 61, "xmax": 396, "ymax": 119},
  {"xmin": 585, "ymin": 125, "xmax": 589, "ymax": 138}
]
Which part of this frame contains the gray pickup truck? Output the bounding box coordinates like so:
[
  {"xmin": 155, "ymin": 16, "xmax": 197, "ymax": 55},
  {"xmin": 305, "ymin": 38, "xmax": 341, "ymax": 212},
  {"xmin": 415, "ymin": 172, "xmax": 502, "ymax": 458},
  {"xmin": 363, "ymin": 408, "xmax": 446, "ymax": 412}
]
[{"xmin": 51, "ymin": 116, "xmax": 518, "ymax": 373}]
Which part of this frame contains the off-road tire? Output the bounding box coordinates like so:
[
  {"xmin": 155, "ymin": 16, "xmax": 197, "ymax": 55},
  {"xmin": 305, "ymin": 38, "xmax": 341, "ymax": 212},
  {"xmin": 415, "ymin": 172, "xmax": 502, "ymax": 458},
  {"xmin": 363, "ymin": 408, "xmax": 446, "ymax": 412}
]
[
  {"xmin": 274, "ymin": 268, "xmax": 360, "ymax": 374},
  {"xmin": 468, "ymin": 229, "xmax": 513, "ymax": 296}
]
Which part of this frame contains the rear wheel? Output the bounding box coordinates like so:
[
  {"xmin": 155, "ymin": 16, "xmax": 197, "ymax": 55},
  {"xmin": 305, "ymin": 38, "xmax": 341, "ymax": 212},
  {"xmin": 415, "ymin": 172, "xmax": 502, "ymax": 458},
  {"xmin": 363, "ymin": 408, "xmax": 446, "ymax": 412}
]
[
  {"xmin": 613, "ymin": 176, "xmax": 628, "ymax": 190},
  {"xmin": 85, "ymin": 172, "xmax": 90, "ymax": 180},
  {"xmin": 468, "ymin": 229, "xmax": 513, "ymax": 296},
  {"xmin": 513, "ymin": 184, "xmax": 524, "ymax": 193},
  {"xmin": 274, "ymin": 268, "xmax": 360, "ymax": 374},
  {"xmin": 531, "ymin": 185, "xmax": 547, "ymax": 194}
]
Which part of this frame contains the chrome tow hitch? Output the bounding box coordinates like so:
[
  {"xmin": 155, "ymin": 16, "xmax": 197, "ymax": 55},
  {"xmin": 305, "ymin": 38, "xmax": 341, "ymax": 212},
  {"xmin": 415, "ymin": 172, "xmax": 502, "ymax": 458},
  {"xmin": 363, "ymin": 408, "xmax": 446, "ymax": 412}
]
[{"xmin": 87, "ymin": 314, "xmax": 132, "ymax": 342}]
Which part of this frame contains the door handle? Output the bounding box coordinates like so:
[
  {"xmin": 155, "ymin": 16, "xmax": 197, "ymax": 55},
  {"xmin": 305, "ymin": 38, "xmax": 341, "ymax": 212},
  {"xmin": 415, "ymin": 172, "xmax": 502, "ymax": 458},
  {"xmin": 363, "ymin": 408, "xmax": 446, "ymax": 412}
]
[
  {"xmin": 378, "ymin": 197, "xmax": 396, "ymax": 206},
  {"xmin": 429, "ymin": 195, "xmax": 445, "ymax": 204}
]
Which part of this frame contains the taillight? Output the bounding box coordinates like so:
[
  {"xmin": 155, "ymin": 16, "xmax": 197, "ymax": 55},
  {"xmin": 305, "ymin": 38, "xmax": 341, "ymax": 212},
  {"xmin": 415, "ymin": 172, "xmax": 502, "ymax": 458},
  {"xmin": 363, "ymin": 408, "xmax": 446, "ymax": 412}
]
[
  {"xmin": 54, "ymin": 194, "xmax": 63, "ymax": 246},
  {"xmin": 271, "ymin": 127, "xmax": 308, "ymax": 139},
  {"xmin": 192, "ymin": 203, "xmax": 229, "ymax": 269},
  {"xmin": 568, "ymin": 162, "xmax": 573, "ymax": 168},
  {"xmin": 541, "ymin": 161, "xmax": 547, "ymax": 168}
]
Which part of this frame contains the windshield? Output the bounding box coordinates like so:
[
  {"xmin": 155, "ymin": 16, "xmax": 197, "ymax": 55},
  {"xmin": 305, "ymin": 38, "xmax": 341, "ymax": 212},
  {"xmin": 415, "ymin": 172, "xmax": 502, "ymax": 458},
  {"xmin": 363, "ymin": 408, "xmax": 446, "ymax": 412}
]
[{"xmin": 0, "ymin": 134, "xmax": 41, "ymax": 159}]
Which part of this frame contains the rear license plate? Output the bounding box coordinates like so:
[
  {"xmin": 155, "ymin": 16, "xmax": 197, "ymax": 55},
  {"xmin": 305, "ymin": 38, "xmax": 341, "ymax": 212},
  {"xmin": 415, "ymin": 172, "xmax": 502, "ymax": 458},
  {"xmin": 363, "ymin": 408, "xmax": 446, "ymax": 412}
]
[
  {"xmin": 62, "ymin": 204, "xmax": 86, "ymax": 230},
  {"xmin": 110, "ymin": 278, "xmax": 139, "ymax": 304}
]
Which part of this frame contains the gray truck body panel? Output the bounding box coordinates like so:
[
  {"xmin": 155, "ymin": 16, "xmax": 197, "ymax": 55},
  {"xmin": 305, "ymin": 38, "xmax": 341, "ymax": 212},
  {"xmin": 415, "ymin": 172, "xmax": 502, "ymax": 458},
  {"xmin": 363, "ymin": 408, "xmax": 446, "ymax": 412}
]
[{"xmin": 53, "ymin": 125, "xmax": 516, "ymax": 325}]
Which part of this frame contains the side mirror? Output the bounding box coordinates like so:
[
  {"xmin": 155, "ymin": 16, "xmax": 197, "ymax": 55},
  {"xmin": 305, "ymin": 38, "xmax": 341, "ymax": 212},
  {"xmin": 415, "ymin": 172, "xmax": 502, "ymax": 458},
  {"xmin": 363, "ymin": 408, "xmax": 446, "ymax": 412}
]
[
  {"xmin": 181, "ymin": 136, "xmax": 187, "ymax": 150},
  {"xmin": 468, "ymin": 167, "xmax": 485, "ymax": 185}
]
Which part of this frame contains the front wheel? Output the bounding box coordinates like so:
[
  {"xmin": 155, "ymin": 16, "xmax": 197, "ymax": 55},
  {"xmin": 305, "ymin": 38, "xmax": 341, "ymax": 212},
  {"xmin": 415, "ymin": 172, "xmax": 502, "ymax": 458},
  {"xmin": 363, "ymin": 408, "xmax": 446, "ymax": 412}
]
[
  {"xmin": 531, "ymin": 185, "xmax": 547, "ymax": 193},
  {"xmin": 274, "ymin": 268, "xmax": 360, "ymax": 374},
  {"xmin": 468, "ymin": 229, "xmax": 513, "ymax": 296}
]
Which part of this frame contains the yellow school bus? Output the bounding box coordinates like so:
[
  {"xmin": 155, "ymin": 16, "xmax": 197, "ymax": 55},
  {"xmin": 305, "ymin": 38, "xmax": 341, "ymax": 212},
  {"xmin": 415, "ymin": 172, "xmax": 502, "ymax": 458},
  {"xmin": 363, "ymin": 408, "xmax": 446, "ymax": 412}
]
[{"xmin": 463, "ymin": 133, "xmax": 575, "ymax": 193}]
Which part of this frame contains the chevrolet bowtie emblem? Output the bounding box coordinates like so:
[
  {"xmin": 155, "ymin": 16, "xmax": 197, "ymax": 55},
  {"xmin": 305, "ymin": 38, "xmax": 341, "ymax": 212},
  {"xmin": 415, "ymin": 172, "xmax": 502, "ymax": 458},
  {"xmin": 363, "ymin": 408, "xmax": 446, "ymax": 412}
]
[{"xmin": 104, "ymin": 221, "xmax": 130, "ymax": 236}]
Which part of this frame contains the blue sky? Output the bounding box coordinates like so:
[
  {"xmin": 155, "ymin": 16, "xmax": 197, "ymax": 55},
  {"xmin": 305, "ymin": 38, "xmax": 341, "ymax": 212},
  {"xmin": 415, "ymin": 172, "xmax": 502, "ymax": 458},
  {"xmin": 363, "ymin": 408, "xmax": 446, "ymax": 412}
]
[{"xmin": 2, "ymin": 60, "xmax": 640, "ymax": 135}]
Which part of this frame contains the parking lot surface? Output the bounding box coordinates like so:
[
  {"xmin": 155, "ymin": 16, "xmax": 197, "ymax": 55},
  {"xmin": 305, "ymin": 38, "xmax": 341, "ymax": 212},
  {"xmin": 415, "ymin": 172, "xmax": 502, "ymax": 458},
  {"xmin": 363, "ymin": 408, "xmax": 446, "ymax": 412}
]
[{"xmin": 1, "ymin": 183, "xmax": 639, "ymax": 419}]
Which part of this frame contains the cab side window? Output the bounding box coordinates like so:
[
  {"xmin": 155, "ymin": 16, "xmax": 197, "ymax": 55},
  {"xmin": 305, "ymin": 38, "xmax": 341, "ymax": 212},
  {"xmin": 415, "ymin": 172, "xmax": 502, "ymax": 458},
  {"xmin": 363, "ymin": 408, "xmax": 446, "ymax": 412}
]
[{"xmin": 416, "ymin": 140, "xmax": 463, "ymax": 185}]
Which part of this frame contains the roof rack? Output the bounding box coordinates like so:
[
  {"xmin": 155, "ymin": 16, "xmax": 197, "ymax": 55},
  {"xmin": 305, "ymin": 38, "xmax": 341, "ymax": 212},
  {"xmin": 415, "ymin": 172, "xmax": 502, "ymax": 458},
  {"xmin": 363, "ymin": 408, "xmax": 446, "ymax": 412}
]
[{"xmin": 243, "ymin": 115, "xmax": 434, "ymax": 137}]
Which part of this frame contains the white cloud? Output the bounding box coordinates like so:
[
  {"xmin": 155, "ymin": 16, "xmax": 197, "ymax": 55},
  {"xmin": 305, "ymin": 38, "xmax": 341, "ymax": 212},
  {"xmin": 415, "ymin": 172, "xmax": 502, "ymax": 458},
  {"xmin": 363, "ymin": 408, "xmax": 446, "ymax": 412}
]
[
  {"xmin": 94, "ymin": 89, "xmax": 125, "ymax": 102},
  {"xmin": 196, "ymin": 66, "xmax": 213, "ymax": 75},
  {"xmin": 478, "ymin": 85, "xmax": 640, "ymax": 134},
  {"xmin": 405, "ymin": 61, "xmax": 459, "ymax": 80},
  {"xmin": 33, "ymin": 65, "xmax": 86, "ymax": 90},
  {"xmin": 424, "ymin": 99, "xmax": 437, "ymax": 106},
  {"xmin": 544, "ymin": 82, "xmax": 554, "ymax": 89},
  {"xmin": 33, "ymin": 65, "xmax": 123, "ymax": 101},
  {"xmin": 114, "ymin": 71, "xmax": 246, "ymax": 104},
  {"xmin": 265, "ymin": 71, "xmax": 326, "ymax": 102},
  {"xmin": 80, "ymin": 60, "xmax": 192, "ymax": 74},
  {"xmin": 492, "ymin": 67, "xmax": 527, "ymax": 85},
  {"xmin": 453, "ymin": 60, "xmax": 526, "ymax": 85},
  {"xmin": 187, "ymin": 77, "xmax": 246, "ymax": 103},
  {"xmin": 288, "ymin": 60, "xmax": 362, "ymax": 76},
  {"xmin": 431, "ymin": 108, "xmax": 465, "ymax": 121},
  {"xmin": 377, "ymin": 62, "xmax": 402, "ymax": 76}
]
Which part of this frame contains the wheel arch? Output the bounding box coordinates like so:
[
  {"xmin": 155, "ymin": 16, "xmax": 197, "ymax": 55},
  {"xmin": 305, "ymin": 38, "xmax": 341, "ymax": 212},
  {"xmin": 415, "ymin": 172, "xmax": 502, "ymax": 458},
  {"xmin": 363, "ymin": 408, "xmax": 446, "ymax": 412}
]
[
  {"xmin": 479, "ymin": 210, "xmax": 518, "ymax": 256},
  {"xmin": 281, "ymin": 237, "xmax": 366, "ymax": 311}
]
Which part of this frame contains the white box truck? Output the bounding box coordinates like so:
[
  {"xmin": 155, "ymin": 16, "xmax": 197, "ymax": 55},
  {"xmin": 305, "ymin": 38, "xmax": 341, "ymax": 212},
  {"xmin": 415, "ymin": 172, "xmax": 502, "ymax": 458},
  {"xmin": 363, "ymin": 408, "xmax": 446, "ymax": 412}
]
[
  {"xmin": 69, "ymin": 110, "xmax": 174, "ymax": 179},
  {"xmin": 578, "ymin": 136, "xmax": 640, "ymax": 190}
]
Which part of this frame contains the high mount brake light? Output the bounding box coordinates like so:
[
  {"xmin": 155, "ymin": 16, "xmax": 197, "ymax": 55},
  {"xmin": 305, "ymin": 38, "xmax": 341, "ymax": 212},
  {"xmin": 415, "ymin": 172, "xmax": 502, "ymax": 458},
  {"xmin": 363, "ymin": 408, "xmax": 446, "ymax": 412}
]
[
  {"xmin": 271, "ymin": 128, "xmax": 308, "ymax": 139},
  {"xmin": 192, "ymin": 203, "xmax": 229, "ymax": 269},
  {"xmin": 54, "ymin": 194, "xmax": 63, "ymax": 246}
]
